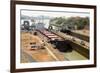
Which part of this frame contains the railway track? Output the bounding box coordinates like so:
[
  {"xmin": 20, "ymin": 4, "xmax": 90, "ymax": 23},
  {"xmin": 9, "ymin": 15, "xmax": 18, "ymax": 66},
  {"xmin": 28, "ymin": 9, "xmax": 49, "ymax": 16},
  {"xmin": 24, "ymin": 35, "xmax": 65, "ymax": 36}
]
[
  {"xmin": 36, "ymin": 29, "xmax": 62, "ymax": 40},
  {"xmin": 60, "ymin": 29, "xmax": 89, "ymax": 42}
]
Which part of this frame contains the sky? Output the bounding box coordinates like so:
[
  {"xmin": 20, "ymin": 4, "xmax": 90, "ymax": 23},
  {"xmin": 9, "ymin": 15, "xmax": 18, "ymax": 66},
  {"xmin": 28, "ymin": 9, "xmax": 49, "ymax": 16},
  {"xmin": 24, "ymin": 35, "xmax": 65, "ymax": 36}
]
[{"xmin": 21, "ymin": 9, "xmax": 90, "ymax": 18}]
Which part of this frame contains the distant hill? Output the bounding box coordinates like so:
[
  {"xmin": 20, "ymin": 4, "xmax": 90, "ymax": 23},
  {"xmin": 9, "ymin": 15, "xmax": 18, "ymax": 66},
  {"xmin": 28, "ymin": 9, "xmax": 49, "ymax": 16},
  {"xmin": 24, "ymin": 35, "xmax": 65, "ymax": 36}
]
[
  {"xmin": 21, "ymin": 15, "xmax": 51, "ymax": 20},
  {"xmin": 21, "ymin": 15, "xmax": 30, "ymax": 19}
]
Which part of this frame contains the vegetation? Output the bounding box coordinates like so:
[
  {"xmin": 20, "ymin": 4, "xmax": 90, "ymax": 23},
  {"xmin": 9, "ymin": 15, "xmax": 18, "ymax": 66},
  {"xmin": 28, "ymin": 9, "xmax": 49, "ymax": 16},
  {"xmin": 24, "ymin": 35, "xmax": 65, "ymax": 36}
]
[{"xmin": 50, "ymin": 17, "xmax": 89, "ymax": 30}]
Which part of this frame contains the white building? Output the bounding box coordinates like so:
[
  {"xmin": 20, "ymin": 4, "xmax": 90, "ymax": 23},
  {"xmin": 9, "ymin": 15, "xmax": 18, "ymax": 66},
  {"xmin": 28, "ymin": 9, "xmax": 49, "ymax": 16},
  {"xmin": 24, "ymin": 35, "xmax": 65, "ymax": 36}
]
[{"xmin": 34, "ymin": 18, "xmax": 50, "ymax": 29}]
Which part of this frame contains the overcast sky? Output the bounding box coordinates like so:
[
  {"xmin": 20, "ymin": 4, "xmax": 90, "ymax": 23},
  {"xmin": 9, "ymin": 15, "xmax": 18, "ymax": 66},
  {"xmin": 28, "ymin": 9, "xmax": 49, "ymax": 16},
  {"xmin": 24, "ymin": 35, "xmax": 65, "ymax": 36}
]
[{"xmin": 21, "ymin": 10, "xmax": 90, "ymax": 18}]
